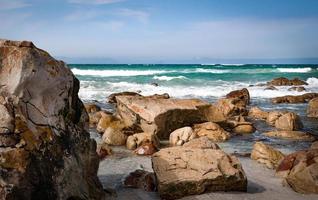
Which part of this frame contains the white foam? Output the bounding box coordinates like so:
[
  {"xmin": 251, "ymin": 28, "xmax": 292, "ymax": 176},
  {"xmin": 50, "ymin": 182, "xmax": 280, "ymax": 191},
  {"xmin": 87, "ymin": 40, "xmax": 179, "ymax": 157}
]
[
  {"xmin": 153, "ymin": 75, "xmax": 187, "ymax": 81},
  {"xmin": 193, "ymin": 68, "xmax": 230, "ymax": 73},
  {"xmin": 277, "ymin": 67, "xmax": 312, "ymax": 73},
  {"xmin": 306, "ymin": 77, "xmax": 318, "ymax": 86},
  {"xmin": 71, "ymin": 68, "xmax": 172, "ymax": 77}
]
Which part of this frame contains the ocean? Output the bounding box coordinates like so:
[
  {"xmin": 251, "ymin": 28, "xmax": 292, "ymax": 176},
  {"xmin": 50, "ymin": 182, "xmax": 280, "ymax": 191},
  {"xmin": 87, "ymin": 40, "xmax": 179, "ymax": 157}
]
[{"xmin": 70, "ymin": 64, "xmax": 318, "ymax": 153}]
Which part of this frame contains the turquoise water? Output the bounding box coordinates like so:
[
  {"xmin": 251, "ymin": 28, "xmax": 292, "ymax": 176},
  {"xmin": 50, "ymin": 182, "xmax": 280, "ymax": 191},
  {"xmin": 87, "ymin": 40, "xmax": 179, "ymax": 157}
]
[{"xmin": 70, "ymin": 64, "xmax": 318, "ymax": 153}]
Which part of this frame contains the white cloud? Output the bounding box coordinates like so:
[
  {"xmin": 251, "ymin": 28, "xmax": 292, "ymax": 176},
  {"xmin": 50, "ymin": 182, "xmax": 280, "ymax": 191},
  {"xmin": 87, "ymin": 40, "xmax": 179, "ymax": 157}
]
[
  {"xmin": 65, "ymin": 10, "xmax": 102, "ymax": 21},
  {"xmin": 0, "ymin": 0, "xmax": 30, "ymax": 10},
  {"xmin": 117, "ymin": 8, "xmax": 150, "ymax": 24},
  {"xmin": 68, "ymin": 0, "xmax": 124, "ymax": 5}
]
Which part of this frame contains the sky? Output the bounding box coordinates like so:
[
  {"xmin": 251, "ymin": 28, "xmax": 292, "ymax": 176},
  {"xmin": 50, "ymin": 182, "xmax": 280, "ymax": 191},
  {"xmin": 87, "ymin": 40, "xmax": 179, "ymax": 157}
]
[{"xmin": 1, "ymin": 0, "xmax": 318, "ymax": 64}]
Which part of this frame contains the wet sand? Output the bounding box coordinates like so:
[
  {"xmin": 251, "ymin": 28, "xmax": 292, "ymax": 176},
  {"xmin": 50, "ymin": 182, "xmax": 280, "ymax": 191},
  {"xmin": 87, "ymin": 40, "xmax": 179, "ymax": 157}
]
[{"xmin": 98, "ymin": 145, "xmax": 318, "ymax": 200}]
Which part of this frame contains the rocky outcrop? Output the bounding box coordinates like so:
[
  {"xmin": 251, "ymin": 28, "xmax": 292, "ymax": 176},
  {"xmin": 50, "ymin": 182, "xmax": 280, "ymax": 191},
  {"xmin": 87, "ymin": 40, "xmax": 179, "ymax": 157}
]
[
  {"xmin": 193, "ymin": 122, "xmax": 230, "ymax": 142},
  {"xmin": 271, "ymin": 93, "xmax": 318, "ymax": 104},
  {"xmin": 225, "ymin": 88, "xmax": 250, "ymax": 105},
  {"xmin": 115, "ymin": 95, "xmax": 210, "ymax": 139},
  {"xmin": 288, "ymin": 86, "xmax": 306, "ymax": 92},
  {"xmin": 251, "ymin": 142, "xmax": 285, "ymax": 169},
  {"xmin": 126, "ymin": 132, "xmax": 160, "ymax": 150},
  {"xmin": 248, "ymin": 106, "xmax": 269, "ymax": 120},
  {"xmin": 276, "ymin": 149, "xmax": 318, "ymax": 194},
  {"xmin": 152, "ymin": 143, "xmax": 247, "ymax": 199},
  {"xmin": 264, "ymin": 130, "xmax": 315, "ymax": 141},
  {"xmin": 267, "ymin": 77, "xmax": 308, "ymax": 86},
  {"xmin": 0, "ymin": 40, "xmax": 104, "ymax": 199},
  {"xmin": 107, "ymin": 91, "xmax": 142, "ymax": 103},
  {"xmin": 274, "ymin": 112, "xmax": 303, "ymax": 131},
  {"xmin": 169, "ymin": 126, "xmax": 197, "ymax": 146},
  {"xmin": 182, "ymin": 136, "xmax": 220, "ymax": 149},
  {"xmin": 307, "ymin": 97, "xmax": 318, "ymax": 118},
  {"xmin": 123, "ymin": 169, "xmax": 156, "ymax": 192}
]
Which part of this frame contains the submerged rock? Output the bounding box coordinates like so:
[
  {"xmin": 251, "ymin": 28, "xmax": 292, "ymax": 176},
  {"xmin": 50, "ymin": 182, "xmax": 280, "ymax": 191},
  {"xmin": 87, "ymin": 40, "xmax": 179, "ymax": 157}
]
[
  {"xmin": 193, "ymin": 122, "xmax": 230, "ymax": 142},
  {"xmin": 288, "ymin": 86, "xmax": 306, "ymax": 92},
  {"xmin": 307, "ymin": 97, "xmax": 318, "ymax": 118},
  {"xmin": 276, "ymin": 149, "xmax": 318, "ymax": 194},
  {"xmin": 264, "ymin": 130, "xmax": 315, "ymax": 141},
  {"xmin": 169, "ymin": 126, "xmax": 197, "ymax": 146},
  {"xmin": 251, "ymin": 142, "xmax": 285, "ymax": 169},
  {"xmin": 0, "ymin": 39, "xmax": 104, "ymax": 199},
  {"xmin": 271, "ymin": 93, "xmax": 318, "ymax": 104},
  {"xmin": 264, "ymin": 86, "xmax": 278, "ymax": 90},
  {"xmin": 152, "ymin": 144, "xmax": 247, "ymax": 199},
  {"xmin": 267, "ymin": 77, "xmax": 308, "ymax": 86},
  {"xmin": 116, "ymin": 95, "xmax": 210, "ymax": 139}
]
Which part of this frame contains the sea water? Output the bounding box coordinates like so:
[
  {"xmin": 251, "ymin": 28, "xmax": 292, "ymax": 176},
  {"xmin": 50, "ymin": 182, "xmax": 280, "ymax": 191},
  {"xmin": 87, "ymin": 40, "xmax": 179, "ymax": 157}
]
[{"xmin": 70, "ymin": 64, "xmax": 318, "ymax": 153}]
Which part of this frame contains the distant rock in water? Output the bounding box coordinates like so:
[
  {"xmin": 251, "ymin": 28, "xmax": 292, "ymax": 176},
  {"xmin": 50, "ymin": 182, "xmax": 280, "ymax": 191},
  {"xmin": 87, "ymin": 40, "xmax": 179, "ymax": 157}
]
[
  {"xmin": 0, "ymin": 39, "xmax": 104, "ymax": 199},
  {"xmin": 288, "ymin": 86, "xmax": 306, "ymax": 92},
  {"xmin": 267, "ymin": 77, "xmax": 308, "ymax": 86},
  {"xmin": 271, "ymin": 93, "xmax": 318, "ymax": 104},
  {"xmin": 225, "ymin": 88, "xmax": 250, "ymax": 105},
  {"xmin": 307, "ymin": 97, "xmax": 318, "ymax": 118}
]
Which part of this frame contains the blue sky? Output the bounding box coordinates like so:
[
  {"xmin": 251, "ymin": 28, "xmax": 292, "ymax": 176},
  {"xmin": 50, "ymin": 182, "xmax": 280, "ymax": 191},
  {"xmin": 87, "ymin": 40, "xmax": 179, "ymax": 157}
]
[{"xmin": 1, "ymin": 0, "xmax": 318, "ymax": 63}]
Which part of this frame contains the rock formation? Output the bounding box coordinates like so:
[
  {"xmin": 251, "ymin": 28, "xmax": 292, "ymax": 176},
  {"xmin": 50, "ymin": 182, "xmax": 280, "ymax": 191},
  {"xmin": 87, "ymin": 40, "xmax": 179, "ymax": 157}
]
[
  {"xmin": 0, "ymin": 40, "xmax": 104, "ymax": 199},
  {"xmin": 307, "ymin": 97, "xmax": 318, "ymax": 118},
  {"xmin": 169, "ymin": 126, "xmax": 197, "ymax": 146},
  {"xmin": 193, "ymin": 122, "xmax": 230, "ymax": 142},
  {"xmin": 271, "ymin": 93, "xmax": 318, "ymax": 104},
  {"xmin": 152, "ymin": 138, "xmax": 247, "ymax": 199},
  {"xmin": 264, "ymin": 130, "xmax": 315, "ymax": 141},
  {"xmin": 267, "ymin": 77, "xmax": 308, "ymax": 86}
]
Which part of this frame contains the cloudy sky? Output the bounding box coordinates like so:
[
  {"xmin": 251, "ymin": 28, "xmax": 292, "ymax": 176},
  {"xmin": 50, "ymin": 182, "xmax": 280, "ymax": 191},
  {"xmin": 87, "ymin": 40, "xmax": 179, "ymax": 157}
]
[{"xmin": 1, "ymin": 0, "xmax": 318, "ymax": 63}]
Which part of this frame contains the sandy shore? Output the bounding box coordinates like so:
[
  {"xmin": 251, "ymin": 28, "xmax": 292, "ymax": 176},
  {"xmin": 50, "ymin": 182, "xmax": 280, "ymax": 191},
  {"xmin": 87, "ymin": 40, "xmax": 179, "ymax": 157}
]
[{"xmin": 97, "ymin": 145, "xmax": 317, "ymax": 200}]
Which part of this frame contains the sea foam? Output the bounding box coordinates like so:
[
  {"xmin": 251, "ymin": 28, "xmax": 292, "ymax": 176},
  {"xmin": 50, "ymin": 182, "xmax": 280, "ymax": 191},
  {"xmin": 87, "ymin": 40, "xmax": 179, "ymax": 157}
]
[
  {"xmin": 153, "ymin": 75, "xmax": 187, "ymax": 81},
  {"xmin": 277, "ymin": 67, "xmax": 312, "ymax": 73},
  {"xmin": 71, "ymin": 68, "xmax": 171, "ymax": 77}
]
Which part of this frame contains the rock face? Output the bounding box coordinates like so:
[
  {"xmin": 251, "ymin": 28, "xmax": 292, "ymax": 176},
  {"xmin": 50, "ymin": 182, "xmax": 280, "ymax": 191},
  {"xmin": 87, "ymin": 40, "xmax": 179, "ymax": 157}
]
[
  {"xmin": 307, "ymin": 97, "xmax": 318, "ymax": 118},
  {"xmin": 271, "ymin": 93, "xmax": 318, "ymax": 104},
  {"xmin": 0, "ymin": 40, "xmax": 104, "ymax": 199},
  {"xmin": 108, "ymin": 91, "xmax": 142, "ymax": 103},
  {"xmin": 248, "ymin": 107, "xmax": 269, "ymax": 120},
  {"xmin": 116, "ymin": 95, "xmax": 210, "ymax": 139},
  {"xmin": 152, "ymin": 143, "xmax": 247, "ymax": 199},
  {"xmin": 251, "ymin": 142, "xmax": 285, "ymax": 169},
  {"xmin": 276, "ymin": 149, "xmax": 318, "ymax": 194},
  {"xmin": 193, "ymin": 122, "xmax": 230, "ymax": 142},
  {"xmin": 267, "ymin": 77, "xmax": 308, "ymax": 86},
  {"xmin": 219, "ymin": 116, "xmax": 255, "ymax": 134},
  {"xmin": 169, "ymin": 126, "xmax": 197, "ymax": 146},
  {"xmin": 225, "ymin": 88, "xmax": 250, "ymax": 105},
  {"xmin": 274, "ymin": 112, "xmax": 303, "ymax": 131},
  {"xmin": 182, "ymin": 136, "xmax": 220, "ymax": 149},
  {"xmin": 264, "ymin": 130, "xmax": 315, "ymax": 141}
]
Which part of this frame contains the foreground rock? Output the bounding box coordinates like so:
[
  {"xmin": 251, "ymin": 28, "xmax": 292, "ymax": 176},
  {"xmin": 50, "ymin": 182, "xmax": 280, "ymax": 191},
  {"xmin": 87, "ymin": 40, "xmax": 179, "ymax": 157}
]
[
  {"xmin": 116, "ymin": 95, "xmax": 210, "ymax": 139},
  {"xmin": 248, "ymin": 106, "xmax": 269, "ymax": 120},
  {"xmin": 123, "ymin": 169, "xmax": 156, "ymax": 192},
  {"xmin": 225, "ymin": 88, "xmax": 250, "ymax": 105},
  {"xmin": 219, "ymin": 116, "xmax": 256, "ymax": 134},
  {"xmin": 264, "ymin": 130, "xmax": 315, "ymax": 141},
  {"xmin": 152, "ymin": 139, "xmax": 247, "ymax": 199},
  {"xmin": 102, "ymin": 127, "xmax": 127, "ymax": 145},
  {"xmin": 274, "ymin": 112, "xmax": 303, "ymax": 131},
  {"xmin": 307, "ymin": 97, "xmax": 318, "ymax": 118},
  {"xmin": 276, "ymin": 149, "xmax": 318, "ymax": 194},
  {"xmin": 169, "ymin": 126, "xmax": 197, "ymax": 146},
  {"xmin": 108, "ymin": 91, "xmax": 142, "ymax": 103},
  {"xmin": 0, "ymin": 40, "xmax": 104, "ymax": 199},
  {"xmin": 271, "ymin": 93, "xmax": 318, "ymax": 104},
  {"xmin": 267, "ymin": 77, "xmax": 308, "ymax": 86},
  {"xmin": 193, "ymin": 122, "xmax": 230, "ymax": 142},
  {"xmin": 251, "ymin": 142, "xmax": 285, "ymax": 169}
]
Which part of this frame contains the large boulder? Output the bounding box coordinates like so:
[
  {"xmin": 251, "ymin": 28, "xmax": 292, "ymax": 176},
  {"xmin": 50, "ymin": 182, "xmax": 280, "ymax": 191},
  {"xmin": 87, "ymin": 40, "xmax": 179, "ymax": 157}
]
[
  {"xmin": 115, "ymin": 95, "xmax": 210, "ymax": 139},
  {"xmin": 251, "ymin": 142, "xmax": 285, "ymax": 169},
  {"xmin": 266, "ymin": 111, "xmax": 286, "ymax": 125},
  {"xmin": 267, "ymin": 77, "xmax": 308, "ymax": 86},
  {"xmin": 96, "ymin": 112, "xmax": 124, "ymax": 134},
  {"xmin": 206, "ymin": 98, "xmax": 248, "ymax": 122},
  {"xmin": 276, "ymin": 149, "xmax": 318, "ymax": 194},
  {"xmin": 123, "ymin": 169, "xmax": 156, "ymax": 192},
  {"xmin": 169, "ymin": 126, "xmax": 197, "ymax": 146},
  {"xmin": 182, "ymin": 136, "xmax": 220, "ymax": 149},
  {"xmin": 225, "ymin": 88, "xmax": 250, "ymax": 105},
  {"xmin": 271, "ymin": 93, "xmax": 318, "ymax": 104},
  {"xmin": 274, "ymin": 112, "xmax": 303, "ymax": 131},
  {"xmin": 248, "ymin": 106, "xmax": 269, "ymax": 120},
  {"xmin": 107, "ymin": 91, "xmax": 142, "ymax": 103},
  {"xmin": 0, "ymin": 40, "xmax": 104, "ymax": 199},
  {"xmin": 102, "ymin": 127, "xmax": 127, "ymax": 146},
  {"xmin": 152, "ymin": 143, "xmax": 247, "ymax": 199},
  {"xmin": 219, "ymin": 116, "xmax": 255, "ymax": 134},
  {"xmin": 307, "ymin": 97, "xmax": 318, "ymax": 118},
  {"xmin": 193, "ymin": 122, "xmax": 230, "ymax": 142},
  {"xmin": 264, "ymin": 130, "xmax": 315, "ymax": 141}
]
